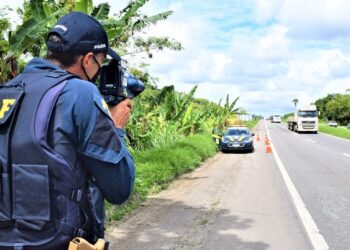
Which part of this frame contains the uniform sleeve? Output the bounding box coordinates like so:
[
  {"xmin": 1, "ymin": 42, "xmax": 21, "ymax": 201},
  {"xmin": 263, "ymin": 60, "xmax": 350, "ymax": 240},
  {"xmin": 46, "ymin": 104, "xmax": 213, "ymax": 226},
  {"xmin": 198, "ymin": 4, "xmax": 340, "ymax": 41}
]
[
  {"xmin": 68, "ymin": 80, "xmax": 135, "ymax": 204},
  {"xmin": 79, "ymin": 129, "xmax": 135, "ymax": 204}
]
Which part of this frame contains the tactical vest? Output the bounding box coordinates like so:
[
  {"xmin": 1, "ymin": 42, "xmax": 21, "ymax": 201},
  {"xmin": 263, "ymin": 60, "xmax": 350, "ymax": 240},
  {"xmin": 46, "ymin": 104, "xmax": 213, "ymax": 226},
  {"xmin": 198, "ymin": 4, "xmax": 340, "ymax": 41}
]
[{"xmin": 0, "ymin": 70, "xmax": 89, "ymax": 249}]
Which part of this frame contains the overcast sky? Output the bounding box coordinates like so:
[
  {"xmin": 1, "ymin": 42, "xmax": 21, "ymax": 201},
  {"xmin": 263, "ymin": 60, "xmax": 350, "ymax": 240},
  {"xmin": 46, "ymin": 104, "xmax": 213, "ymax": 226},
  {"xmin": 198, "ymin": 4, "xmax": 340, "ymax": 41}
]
[{"xmin": 2, "ymin": 0, "xmax": 350, "ymax": 116}]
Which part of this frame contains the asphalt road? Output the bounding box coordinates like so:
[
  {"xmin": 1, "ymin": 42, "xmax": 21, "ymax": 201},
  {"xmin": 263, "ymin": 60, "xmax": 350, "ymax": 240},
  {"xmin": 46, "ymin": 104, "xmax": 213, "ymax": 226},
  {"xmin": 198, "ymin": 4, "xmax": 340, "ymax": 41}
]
[
  {"xmin": 106, "ymin": 121, "xmax": 312, "ymax": 250},
  {"xmin": 267, "ymin": 121, "xmax": 350, "ymax": 250}
]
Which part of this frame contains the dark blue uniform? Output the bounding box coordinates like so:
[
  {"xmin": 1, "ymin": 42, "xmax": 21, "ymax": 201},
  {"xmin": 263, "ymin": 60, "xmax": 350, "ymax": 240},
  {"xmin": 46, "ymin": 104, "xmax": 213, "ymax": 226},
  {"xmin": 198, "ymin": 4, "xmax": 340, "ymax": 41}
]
[
  {"xmin": 24, "ymin": 58, "xmax": 135, "ymax": 204},
  {"xmin": 0, "ymin": 11, "xmax": 136, "ymax": 249}
]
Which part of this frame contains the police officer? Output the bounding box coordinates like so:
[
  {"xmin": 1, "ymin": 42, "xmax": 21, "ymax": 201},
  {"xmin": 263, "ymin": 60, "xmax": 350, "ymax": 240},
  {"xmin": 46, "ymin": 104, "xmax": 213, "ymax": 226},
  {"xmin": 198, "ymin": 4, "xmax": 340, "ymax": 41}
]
[{"xmin": 0, "ymin": 12, "xmax": 135, "ymax": 249}]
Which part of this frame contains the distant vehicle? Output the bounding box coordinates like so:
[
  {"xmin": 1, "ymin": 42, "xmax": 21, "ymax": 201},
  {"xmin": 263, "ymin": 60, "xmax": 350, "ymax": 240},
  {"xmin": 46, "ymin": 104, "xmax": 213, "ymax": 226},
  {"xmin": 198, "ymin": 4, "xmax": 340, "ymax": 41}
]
[
  {"xmin": 219, "ymin": 126, "xmax": 255, "ymax": 153},
  {"xmin": 266, "ymin": 116, "xmax": 271, "ymax": 120},
  {"xmin": 287, "ymin": 105, "xmax": 318, "ymax": 133},
  {"xmin": 271, "ymin": 115, "xmax": 281, "ymax": 123},
  {"xmin": 328, "ymin": 121, "xmax": 338, "ymax": 127}
]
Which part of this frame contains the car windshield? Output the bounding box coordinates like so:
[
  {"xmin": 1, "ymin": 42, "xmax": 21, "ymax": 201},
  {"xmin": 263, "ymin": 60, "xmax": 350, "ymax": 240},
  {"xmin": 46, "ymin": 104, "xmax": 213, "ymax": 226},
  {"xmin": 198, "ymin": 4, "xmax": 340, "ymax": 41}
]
[
  {"xmin": 298, "ymin": 111, "xmax": 317, "ymax": 117},
  {"xmin": 226, "ymin": 129, "xmax": 248, "ymax": 136}
]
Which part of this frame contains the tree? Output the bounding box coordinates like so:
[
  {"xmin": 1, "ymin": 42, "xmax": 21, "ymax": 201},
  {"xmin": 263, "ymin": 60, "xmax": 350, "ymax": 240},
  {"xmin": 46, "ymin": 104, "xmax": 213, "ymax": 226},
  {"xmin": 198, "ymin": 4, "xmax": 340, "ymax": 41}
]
[
  {"xmin": 325, "ymin": 95, "xmax": 350, "ymax": 125},
  {"xmin": 213, "ymin": 94, "xmax": 240, "ymax": 129},
  {"xmin": 1, "ymin": 0, "xmax": 182, "ymax": 83},
  {"xmin": 0, "ymin": 10, "xmax": 11, "ymax": 83},
  {"xmin": 315, "ymin": 94, "xmax": 337, "ymax": 119},
  {"xmin": 292, "ymin": 98, "xmax": 298, "ymax": 108}
]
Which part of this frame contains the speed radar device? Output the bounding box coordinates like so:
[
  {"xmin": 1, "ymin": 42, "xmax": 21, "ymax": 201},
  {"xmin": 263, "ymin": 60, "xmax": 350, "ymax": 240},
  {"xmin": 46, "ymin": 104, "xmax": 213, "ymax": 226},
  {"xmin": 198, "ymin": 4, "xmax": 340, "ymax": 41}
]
[{"xmin": 99, "ymin": 56, "xmax": 145, "ymax": 106}]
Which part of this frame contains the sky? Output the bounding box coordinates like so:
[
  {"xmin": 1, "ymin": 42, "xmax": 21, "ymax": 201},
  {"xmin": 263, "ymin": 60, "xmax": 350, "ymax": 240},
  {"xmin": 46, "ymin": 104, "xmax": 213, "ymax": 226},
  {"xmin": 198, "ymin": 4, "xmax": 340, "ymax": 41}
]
[{"xmin": 2, "ymin": 0, "xmax": 350, "ymax": 116}]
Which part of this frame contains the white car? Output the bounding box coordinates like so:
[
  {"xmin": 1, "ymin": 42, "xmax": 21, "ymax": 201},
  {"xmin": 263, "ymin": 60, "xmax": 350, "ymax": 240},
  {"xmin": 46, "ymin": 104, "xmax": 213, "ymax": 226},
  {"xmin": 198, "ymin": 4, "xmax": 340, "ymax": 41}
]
[{"xmin": 328, "ymin": 121, "xmax": 338, "ymax": 127}]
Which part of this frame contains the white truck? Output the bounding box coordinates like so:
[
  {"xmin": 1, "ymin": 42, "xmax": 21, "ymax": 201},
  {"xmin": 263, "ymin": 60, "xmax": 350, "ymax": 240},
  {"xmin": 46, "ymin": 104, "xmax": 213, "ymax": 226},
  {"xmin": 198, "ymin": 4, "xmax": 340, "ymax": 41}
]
[
  {"xmin": 287, "ymin": 105, "xmax": 318, "ymax": 133},
  {"xmin": 271, "ymin": 115, "xmax": 281, "ymax": 123}
]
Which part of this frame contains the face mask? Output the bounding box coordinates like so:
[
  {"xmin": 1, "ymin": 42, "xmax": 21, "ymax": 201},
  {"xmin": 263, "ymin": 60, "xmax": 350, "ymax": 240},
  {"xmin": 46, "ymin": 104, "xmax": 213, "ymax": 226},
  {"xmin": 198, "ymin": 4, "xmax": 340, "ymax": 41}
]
[{"xmin": 81, "ymin": 55, "xmax": 101, "ymax": 83}]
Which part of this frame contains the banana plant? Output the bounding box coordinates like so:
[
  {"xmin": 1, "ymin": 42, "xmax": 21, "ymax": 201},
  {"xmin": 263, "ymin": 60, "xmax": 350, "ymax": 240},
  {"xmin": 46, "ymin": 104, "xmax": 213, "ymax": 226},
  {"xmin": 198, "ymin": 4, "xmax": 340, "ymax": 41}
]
[
  {"xmin": 2, "ymin": 0, "xmax": 182, "ymax": 82},
  {"xmin": 0, "ymin": 13, "xmax": 11, "ymax": 83},
  {"xmin": 173, "ymin": 85, "xmax": 198, "ymax": 121},
  {"xmin": 213, "ymin": 94, "xmax": 240, "ymax": 129}
]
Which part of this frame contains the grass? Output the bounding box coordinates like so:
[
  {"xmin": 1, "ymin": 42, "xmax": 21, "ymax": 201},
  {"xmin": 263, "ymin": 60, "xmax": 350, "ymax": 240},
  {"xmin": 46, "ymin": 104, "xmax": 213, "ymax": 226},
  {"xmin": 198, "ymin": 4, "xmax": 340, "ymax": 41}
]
[
  {"xmin": 244, "ymin": 119, "xmax": 260, "ymax": 129},
  {"xmin": 105, "ymin": 133, "xmax": 218, "ymax": 222},
  {"xmin": 318, "ymin": 123, "xmax": 350, "ymax": 140}
]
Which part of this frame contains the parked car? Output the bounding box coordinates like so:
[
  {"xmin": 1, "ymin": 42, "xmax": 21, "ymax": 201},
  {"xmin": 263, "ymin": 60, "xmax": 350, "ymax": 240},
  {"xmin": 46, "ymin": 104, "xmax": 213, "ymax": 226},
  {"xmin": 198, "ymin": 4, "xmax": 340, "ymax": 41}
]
[
  {"xmin": 328, "ymin": 120, "xmax": 338, "ymax": 127},
  {"xmin": 219, "ymin": 126, "xmax": 255, "ymax": 153}
]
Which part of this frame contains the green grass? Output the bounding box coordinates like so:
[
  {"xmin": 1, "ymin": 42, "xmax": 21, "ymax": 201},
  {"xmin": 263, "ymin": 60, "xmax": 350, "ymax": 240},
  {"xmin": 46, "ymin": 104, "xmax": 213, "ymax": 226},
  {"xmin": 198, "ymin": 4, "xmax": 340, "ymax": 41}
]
[
  {"xmin": 105, "ymin": 133, "xmax": 218, "ymax": 222},
  {"xmin": 319, "ymin": 123, "xmax": 350, "ymax": 140},
  {"xmin": 244, "ymin": 119, "xmax": 260, "ymax": 129}
]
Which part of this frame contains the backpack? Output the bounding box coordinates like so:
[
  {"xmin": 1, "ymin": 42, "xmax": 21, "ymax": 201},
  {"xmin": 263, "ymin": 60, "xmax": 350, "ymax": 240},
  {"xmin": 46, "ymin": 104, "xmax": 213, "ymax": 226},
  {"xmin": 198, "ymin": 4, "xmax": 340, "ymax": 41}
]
[{"xmin": 0, "ymin": 70, "xmax": 89, "ymax": 250}]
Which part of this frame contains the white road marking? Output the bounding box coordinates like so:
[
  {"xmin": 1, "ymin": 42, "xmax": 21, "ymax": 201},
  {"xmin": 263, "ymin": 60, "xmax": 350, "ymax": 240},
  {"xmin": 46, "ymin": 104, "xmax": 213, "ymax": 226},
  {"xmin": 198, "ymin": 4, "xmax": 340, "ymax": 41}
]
[
  {"xmin": 343, "ymin": 153, "xmax": 350, "ymax": 158},
  {"xmin": 307, "ymin": 139, "xmax": 316, "ymax": 144},
  {"xmin": 264, "ymin": 120, "xmax": 329, "ymax": 250}
]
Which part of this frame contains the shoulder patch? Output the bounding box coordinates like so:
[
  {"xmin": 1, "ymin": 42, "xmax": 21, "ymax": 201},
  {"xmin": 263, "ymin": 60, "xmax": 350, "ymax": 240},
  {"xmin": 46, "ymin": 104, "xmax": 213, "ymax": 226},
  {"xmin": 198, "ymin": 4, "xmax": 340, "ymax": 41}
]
[
  {"xmin": 0, "ymin": 90, "xmax": 24, "ymax": 125},
  {"xmin": 89, "ymin": 110, "xmax": 121, "ymax": 152},
  {"xmin": 93, "ymin": 93, "xmax": 112, "ymax": 118},
  {"xmin": 89, "ymin": 93, "xmax": 120, "ymax": 152}
]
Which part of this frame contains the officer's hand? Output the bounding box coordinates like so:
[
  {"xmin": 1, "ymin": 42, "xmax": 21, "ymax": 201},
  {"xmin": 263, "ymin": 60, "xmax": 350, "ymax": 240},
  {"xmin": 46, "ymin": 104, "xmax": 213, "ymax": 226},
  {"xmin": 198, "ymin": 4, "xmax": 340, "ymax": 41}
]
[{"xmin": 109, "ymin": 99, "xmax": 132, "ymax": 129}]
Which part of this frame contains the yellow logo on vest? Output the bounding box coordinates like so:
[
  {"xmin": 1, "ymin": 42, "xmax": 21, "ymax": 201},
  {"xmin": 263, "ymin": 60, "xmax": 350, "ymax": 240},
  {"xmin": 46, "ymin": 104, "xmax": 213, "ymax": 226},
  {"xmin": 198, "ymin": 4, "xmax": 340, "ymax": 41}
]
[
  {"xmin": 101, "ymin": 98, "xmax": 112, "ymax": 117},
  {"xmin": 0, "ymin": 99, "xmax": 16, "ymax": 119}
]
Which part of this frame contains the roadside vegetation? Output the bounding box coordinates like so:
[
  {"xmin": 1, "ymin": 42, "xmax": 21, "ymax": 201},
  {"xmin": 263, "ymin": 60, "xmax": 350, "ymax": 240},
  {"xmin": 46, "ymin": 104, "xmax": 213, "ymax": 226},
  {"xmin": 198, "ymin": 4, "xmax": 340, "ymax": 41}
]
[
  {"xmin": 282, "ymin": 112, "xmax": 293, "ymax": 123},
  {"xmin": 315, "ymin": 93, "xmax": 350, "ymax": 140},
  {"xmin": 246, "ymin": 120, "xmax": 259, "ymax": 129},
  {"xmin": 315, "ymin": 93, "xmax": 350, "ymax": 126},
  {"xmin": 318, "ymin": 122, "xmax": 350, "ymax": 140},
  {"xmin": 1, "ymin": 0, "xmax": 259, "ymax": 221}
]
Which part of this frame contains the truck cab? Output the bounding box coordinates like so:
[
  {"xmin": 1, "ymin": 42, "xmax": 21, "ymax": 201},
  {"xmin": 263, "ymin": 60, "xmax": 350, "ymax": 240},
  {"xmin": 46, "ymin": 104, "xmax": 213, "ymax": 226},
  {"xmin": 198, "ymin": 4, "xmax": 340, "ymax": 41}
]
[{"xmin": 287, "ymin": 105, "xmax": 318, "ymax": 133}]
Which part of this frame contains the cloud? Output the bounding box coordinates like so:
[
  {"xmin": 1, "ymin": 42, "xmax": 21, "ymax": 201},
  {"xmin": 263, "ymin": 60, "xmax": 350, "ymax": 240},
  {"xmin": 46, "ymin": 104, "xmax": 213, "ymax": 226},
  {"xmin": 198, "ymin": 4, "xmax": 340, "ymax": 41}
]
[
  {"xmin": 256, "ymin": 0, "xmax": 350, "ymax": 40},
  {"xmin": 255, "ymin": 0, "xmax": 283, "ymax": 22},
  {"xmin": 135, "ymin": 6, "xmax": 311, "ymax": 114},
  {"xmin": 326, "ymin": 50, "xmax": 350, "ymax": 78},
  {"xmin": 1, "ymin": 0, "xmax": 341, "ymax": 116}
]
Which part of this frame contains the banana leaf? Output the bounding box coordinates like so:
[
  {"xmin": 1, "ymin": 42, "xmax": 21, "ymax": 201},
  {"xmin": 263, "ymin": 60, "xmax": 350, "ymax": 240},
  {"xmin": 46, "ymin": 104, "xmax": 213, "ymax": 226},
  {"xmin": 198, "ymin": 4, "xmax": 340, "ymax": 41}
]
[
  {"xmin": 92, "ymin": 3, "xmax": 110, "ymax": 20},
  {"xmin": 73, "ymin": 0, "xmax": 93, "ymax": 14}
]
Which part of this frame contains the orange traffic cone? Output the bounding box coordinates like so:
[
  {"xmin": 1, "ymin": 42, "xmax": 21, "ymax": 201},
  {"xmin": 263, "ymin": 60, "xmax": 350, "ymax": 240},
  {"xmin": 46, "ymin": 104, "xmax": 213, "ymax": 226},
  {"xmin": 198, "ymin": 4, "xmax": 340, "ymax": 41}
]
[
  {"xmin": 266, "ymin": 144, "xmax": 272, "ymax": 153},
  {"xmin": 265, "ymin": 138, "xmax": 270, "ymax": 145}
]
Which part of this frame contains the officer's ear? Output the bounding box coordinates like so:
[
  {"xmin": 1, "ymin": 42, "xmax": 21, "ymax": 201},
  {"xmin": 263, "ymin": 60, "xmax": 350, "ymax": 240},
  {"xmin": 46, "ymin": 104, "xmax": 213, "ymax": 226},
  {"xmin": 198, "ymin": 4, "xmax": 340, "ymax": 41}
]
[{"xmin": 81, "ymin": 52, "xmax": 94, "ymax": 68}]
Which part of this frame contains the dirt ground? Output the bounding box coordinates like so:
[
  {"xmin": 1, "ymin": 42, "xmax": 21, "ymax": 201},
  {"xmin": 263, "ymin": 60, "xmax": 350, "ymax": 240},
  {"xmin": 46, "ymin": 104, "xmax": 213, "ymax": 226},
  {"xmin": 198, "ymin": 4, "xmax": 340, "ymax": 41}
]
[{"xmin": 106, "ymin": 121, "xmax": 311, "ymax": 250}]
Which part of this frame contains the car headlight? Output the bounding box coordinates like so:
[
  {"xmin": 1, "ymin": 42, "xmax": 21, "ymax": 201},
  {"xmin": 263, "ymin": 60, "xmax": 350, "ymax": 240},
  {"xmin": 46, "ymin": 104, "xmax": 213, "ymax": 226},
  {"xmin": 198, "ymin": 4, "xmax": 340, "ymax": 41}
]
[{"xmin": 242, "ymin": 138, "xmax": 252, "ymax": 143}]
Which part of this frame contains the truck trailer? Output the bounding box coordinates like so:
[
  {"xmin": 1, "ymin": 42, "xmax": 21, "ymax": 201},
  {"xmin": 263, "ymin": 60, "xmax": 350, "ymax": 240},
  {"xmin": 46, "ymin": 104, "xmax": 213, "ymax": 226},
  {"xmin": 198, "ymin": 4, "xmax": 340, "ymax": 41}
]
[{"xmin": 287, "ymin": 105, "xmax": 318, "ymax": 133}]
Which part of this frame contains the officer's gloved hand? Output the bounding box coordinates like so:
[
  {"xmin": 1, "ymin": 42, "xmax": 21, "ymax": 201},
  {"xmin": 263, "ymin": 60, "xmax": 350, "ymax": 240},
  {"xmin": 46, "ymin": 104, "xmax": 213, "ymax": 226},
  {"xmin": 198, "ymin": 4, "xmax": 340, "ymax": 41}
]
[{"xmin": 109, "ymin": 99, "xmax": 132, "ymax": 129}]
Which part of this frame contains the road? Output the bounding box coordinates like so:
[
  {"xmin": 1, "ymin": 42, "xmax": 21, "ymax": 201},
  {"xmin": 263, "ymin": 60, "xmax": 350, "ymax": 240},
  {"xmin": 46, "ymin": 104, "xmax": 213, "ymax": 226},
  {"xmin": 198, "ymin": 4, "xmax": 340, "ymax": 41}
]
[
  {"xmin": 106, "ymin": 120, "xmax": 313, "ymax": 250},
  {"xmin": 267, "ymin": 121, "xmax": 350, "ymax": 250}
]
